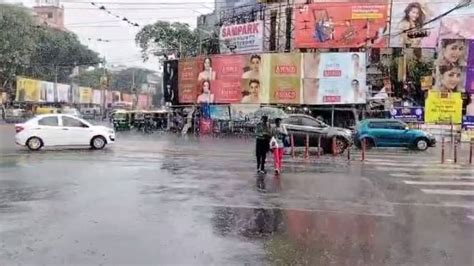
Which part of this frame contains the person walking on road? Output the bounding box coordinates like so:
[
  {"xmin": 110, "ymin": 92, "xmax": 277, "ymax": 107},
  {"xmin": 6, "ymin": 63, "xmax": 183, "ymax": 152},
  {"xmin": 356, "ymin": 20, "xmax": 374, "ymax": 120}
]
[
  {"xmin": 271, "ymin": 118, "xmax": 288, "ymax": 175},
  {"xmin": 255, "ymin": 115, "xmax": 271, "ymax": 174}
]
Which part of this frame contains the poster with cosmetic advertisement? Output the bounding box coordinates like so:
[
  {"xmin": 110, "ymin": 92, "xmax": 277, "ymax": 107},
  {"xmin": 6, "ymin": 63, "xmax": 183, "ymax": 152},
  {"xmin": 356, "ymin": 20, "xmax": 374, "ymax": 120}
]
[
  {"xmin": 268, "ymin": 53, "xmax": 302, "ymax": 104},
  {"xmin": 390, "ymin": 0, "xmax": 474, "ymax": 48},
  {"xmin": 178, "ymin": 58, "xmax": 200, "ymax": 103},
  {"xmin": 294, "ymin": 1, "xmax": 389, "ymax": 48},
  {"xmin": 210, "ymin": 55, "xmax": 246, "ymax": 103},
  {"xmin": 434, "ymin": 39, "xmax": 469, "ymax": 93},
  {"xmin": 303, "ymin": 52, "xmax": 367, "ymax": 105}
]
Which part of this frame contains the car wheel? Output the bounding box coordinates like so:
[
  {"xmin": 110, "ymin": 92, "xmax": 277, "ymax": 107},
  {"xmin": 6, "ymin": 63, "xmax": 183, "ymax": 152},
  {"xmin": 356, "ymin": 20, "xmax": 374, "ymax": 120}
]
[
  {"xmin": 415, "ymin": 138, "xmax": 429, "ymax": 151},
  {"xmin": 27, "ymin": 137, "xmax": 43, "ymax": 151},
  {"xmin": 91, "ymin": 136, "xmax": 107, "ymax": 150},
  {"xmin": 332, "ymin": 137, "xmax": 348, "ymax": 155}
]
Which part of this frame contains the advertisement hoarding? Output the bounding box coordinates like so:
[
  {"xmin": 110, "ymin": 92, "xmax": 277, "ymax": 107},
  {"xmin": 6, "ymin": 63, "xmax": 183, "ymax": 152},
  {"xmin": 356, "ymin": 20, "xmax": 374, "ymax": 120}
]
[
  {"xmin": 178, "ymin": 58, "xmax": 199, "ymax": 103},
  {"xmin": 267, "ymin": 53, "xmax": 301, "ymax": 104},
  {"xmin": 163, "ymin": 60, "xmax": 179, "ymax": 105},
  {"xmin": 425, "ymin": 91, "xmax": 463, "ymax": 124},
  {"xmin": 303, "ymin": 52, "xmax": 367, "ymax": 105},
  {"xmin": 390, "ymin": 0, "xmax": 474, "ymax": 48},
  {"xmin": 211, "ymin": 55, "xmax": 246, "ymax": 103},
  {"xmin": 16, "ymin": 77, "xmax": 40, "ymax": 102},
  {"xmin": 209, "ymin": 105, "xmax": 230, "ymax": 120},
  {"xmin": 79, "ymin": 87, "xmax": 92, "ymax": 104},
  {"xmin": 92, "ymin": 89, "xmax": 102, "ymax": 105},
  {"xmin": 294, "ymin": 2, "xmax": 389, "ymax": 49},
  {"xmin": 219, "ymin": 21, "xmax": 264, "ymax": 54},
  {"xmin": 56, "ymin": 83, "xmax": 70, "ymax": 103}
]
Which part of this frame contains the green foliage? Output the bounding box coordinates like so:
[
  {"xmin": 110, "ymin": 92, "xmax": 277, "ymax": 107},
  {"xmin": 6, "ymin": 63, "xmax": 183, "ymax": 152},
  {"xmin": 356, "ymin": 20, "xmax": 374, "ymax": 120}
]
[
  {"xmin": 74, "ymin": 67, "xmax": 153, "ymax": 92},
  {"xmin": 0, "ymin": 4, "xmax": 100, "ymax": 89},
  {"xmin": 135, "ymin": 21, "xmax": 219, "ymax": 59}
]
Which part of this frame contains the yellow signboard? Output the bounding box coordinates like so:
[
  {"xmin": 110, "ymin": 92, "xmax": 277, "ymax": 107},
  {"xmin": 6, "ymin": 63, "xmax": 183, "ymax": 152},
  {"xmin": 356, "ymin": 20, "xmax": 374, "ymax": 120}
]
[
  {"xmin": 16, "ymin": 77, "xmax": 40, "ymax": 102},
  {"xmin": 425, "ymin": 91, "xmax": 462, "ymax": 124},
  {"xmin": 79, "ymin": 87, "xmax": 92, "ymax": 103}
]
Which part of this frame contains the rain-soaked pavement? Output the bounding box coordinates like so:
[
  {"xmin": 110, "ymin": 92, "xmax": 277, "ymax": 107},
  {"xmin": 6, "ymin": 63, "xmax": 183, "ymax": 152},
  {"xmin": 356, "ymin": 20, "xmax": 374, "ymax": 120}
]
[{"xmin": 1, "ymin": 124, "xmax": 473, "ymax": 265}]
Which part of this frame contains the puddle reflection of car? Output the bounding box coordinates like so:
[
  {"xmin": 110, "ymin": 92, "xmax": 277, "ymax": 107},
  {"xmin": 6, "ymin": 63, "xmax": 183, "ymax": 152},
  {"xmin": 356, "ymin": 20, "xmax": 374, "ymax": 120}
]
[
  {"xmin": 353, "ymin": 119, "xmax": 436, "ymax": 151},
  {"xmin": 15, "ymin": 114, "xmax": 115, "ymax": 151},
  {"xmin": 282, "ymin": 114, "xmax": 352, "ymax": 154}
]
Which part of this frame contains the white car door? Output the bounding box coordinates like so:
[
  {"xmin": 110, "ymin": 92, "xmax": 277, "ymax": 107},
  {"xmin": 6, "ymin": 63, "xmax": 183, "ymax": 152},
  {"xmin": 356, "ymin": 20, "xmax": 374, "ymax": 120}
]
[
  {"xmin": 60, "ymin": 115, "xmax": 94, "ymax": 146},
  {"xmin": 34, "ymin": 116, "xmax": 62, "ymax": 146}
]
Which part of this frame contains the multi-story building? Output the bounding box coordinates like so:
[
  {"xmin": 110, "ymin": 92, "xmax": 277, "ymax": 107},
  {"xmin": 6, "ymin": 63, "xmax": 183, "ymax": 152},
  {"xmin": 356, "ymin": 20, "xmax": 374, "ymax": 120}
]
[{"xmin": 33, "ymin": 0, "xmax": 65, "ymax": 31}]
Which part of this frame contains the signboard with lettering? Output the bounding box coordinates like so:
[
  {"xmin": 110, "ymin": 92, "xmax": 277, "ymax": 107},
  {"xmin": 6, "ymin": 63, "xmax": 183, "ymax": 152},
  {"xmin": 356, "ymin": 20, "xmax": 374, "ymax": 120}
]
[
  {"xmin": 425, "ymin": 91, "xmax": 463, "ymax": 124},
  {"xmin": 390, "ymin": 107, "xmax": 424, "ymax": 122},
  {"xmin": 219, "ymin": 21, "xmax": 264, "ymax": 54}
]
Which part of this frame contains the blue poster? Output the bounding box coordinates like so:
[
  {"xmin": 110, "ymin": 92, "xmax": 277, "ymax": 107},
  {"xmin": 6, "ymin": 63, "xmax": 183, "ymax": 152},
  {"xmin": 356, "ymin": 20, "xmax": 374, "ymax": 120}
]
[
  {"xmin": 462, "ymin": 116, "xmax": 474, "ymax": 130},
  {"xmin": 390, "ymin": 107, "xmax": 424, "ymax": 122},
  {"xmin": 209, "ymin": 105, "xmax": 230, "ymax": 120}
]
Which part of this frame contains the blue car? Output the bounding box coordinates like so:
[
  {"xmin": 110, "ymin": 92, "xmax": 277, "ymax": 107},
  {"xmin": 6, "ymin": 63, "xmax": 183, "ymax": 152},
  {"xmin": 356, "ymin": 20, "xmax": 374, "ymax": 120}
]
[{"xmin": 353, "ymin": 119, "xmax": 436, "ymax": 151}]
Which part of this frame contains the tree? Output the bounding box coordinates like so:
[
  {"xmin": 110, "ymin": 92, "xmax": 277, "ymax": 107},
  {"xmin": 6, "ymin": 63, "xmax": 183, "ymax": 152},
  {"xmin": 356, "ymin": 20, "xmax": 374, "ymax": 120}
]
[
  {"xmin": 0, "ymin": 4, "xmax": 101, "ymax": 90},
  {"xmin": 0, "ymin": 5, "xmax": 37, "ymax": 89},
  {"xmin": 73, "ymin": 67, "xmax": 154, "ymax": 93},
  {"xmin": 136, "ymin": 21, "xmax": 218, "ymax": 60},
  {"xmin": 25, "ymin": 28, "xmax": 101, "ymax": 83}
]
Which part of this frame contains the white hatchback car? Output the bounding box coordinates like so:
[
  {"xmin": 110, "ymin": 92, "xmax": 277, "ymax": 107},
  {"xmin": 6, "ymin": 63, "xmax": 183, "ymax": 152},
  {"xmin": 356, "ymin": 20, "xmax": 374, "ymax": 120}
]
[{"xmin": 15, "ymin": 114, "xmax": 115, "ymax": 151}]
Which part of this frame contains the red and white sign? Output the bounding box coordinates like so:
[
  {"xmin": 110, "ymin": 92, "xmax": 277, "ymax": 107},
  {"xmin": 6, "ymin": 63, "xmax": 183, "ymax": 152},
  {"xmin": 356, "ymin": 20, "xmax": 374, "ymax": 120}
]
[{"xmin": 219, "ymin": 21, "xmax": 264, "ymax": 54}]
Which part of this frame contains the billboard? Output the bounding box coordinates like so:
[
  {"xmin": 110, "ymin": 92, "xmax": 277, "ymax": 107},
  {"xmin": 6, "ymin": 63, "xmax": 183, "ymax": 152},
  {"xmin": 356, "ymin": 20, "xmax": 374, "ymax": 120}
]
[
  {"xmin": 92, "ymin": 89, "xmax": 102, "ymax": 105},
  {"xmin": 294, "ymin": 1, "xmax": 389, "ymax": 49},
  {"xmin": 390, "ymin": 0, "xmax": 474, "ymax": 48},
  {"xmin": 163, "ymin": 60, "xmax": 179, "ymax": 105},
  {"xmin": 425, "ymin": 91, "xmax": 463, "ymax": 124},
  {"xmin": 38, "ymin": 81, "xmax": 55, "ymax": 102},
  {"xmin": 79, "ymin": 87, "xmax": 92, "ymax": 104},
  {"xmin": 16, "ymin": 77, "xmax": 40, "ymax": 102},
  {"xmin": 303, "ymin": 52, "xmax": 367, "ymax": 105},
  {"xmin": 268, "ymin": 53, "xmax": 301, "ymax": 104},
  {"xmin": 433, "ymin": 39, "xmax": 469, "ymax": 93},
  {"xmin": 178, "ymin": 58, "xmax": 200, "ymax": 103},
  {"xmin": 219, "ymin": 21, "xmax": 264, "ymax": 54},
  {"xmin": 57, "ymin": 84, "xmax": 70, "ymax": 103}
]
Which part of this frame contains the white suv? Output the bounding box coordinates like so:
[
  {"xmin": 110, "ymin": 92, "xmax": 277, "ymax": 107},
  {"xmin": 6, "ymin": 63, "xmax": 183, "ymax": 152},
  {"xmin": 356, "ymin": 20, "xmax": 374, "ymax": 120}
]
[{"xmin": 15, "ymin": 114, "xmax": 115, "ymax": 151}]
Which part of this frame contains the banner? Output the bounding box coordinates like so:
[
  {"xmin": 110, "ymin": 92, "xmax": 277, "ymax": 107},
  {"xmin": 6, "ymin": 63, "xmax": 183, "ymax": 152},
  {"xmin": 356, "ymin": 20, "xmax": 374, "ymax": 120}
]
[
  {"xmin": 38, "ymin": 81, "xmax": 55, "ymax": 102},
  {"xmin": 294, "ymin": 2, "xmax": 389, "ymax": 48},
  {"xmin": 209, "ymin": 105, "xmax": 231, "ymax": 120},
  {"xmin": 390, "ymin": 107, "xmax": 424, "ymax": 122},
  {"xmin": 211, "ymin": 55, "xmax": 246, "ymax": 103},
  {"xmin": 390, "ymin": 0, "xmax": 474, "ymax": 48},
  {"xmin": 92, "ymin": 89, "xmax": 102, "ymax": 105},
  {"xmin": 79, "ymin": 87, "xmax": 92, "ymax": 104},
  {"xmin": 163, "ymin": 60, "xmax": 179, "ymax": 105},
  {"xmin": 434, "ymin": 39, "xmax": 468, "ymax": 93},
  {"xmin": 16, "ymin": 77, "xmax": 39, "ymax": 102},
  {"xmin": 303, "ymin": 52, "xmax": 367, "ymax": 105},
  {"xmin": 178, "ymin": 58, "xmax": 199, "ymax": 103},
  {"xmin": 57, "ymin": 84, "xmax": 70, "ymax": 103},
  {"xmin": 425, "ymin": 91, "xmax": 462, "ymax": 124},
  {"xmin": 219, "ymin": 21, "xmax": 264, "ymax": 54},
  {"xmin": 268, "ymin": 53, "xmax": 301, "ymax": 104}
]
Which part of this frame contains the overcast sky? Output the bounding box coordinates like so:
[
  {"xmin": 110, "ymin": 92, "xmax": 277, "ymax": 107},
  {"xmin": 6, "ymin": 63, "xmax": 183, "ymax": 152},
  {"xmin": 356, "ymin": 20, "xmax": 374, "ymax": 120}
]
[{"xmin": 8, "ymin": 0, "xmax": 214, "ymax": 71}]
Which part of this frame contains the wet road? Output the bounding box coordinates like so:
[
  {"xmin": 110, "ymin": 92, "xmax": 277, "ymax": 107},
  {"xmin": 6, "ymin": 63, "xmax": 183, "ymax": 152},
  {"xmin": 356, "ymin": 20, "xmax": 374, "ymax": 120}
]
[{"xmin": 1, "ymin": 124, "xmax": 473, "ymax": 265}]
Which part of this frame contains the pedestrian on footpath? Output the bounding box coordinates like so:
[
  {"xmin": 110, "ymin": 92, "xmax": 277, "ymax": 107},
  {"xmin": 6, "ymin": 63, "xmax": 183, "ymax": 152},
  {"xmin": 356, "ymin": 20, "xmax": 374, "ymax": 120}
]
[
  {"xmin": 255, "ymin": 115, "xmax": 271, "ymax": 174},
  {"xmin": 271, "ymin": 118, "xmax": 288, "ymax": 174}
]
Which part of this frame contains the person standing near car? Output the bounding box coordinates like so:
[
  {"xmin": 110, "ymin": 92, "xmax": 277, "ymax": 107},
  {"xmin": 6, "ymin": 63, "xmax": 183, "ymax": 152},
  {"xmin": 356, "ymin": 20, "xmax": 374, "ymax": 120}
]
[
  {"xmin": 271, "ymin": 118, "xmax": 288, "ymax": 174},
  {"xmin": 255, "ymin": 115, "xmax": 271, "ymax": 174}
]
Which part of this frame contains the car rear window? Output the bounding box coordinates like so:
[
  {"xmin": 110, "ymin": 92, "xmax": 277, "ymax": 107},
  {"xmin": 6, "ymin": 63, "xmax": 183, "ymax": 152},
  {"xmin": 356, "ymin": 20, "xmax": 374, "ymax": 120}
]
[{"xmin": 38, "ymin": 116, "xmax": 58, "ymax": 126}]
